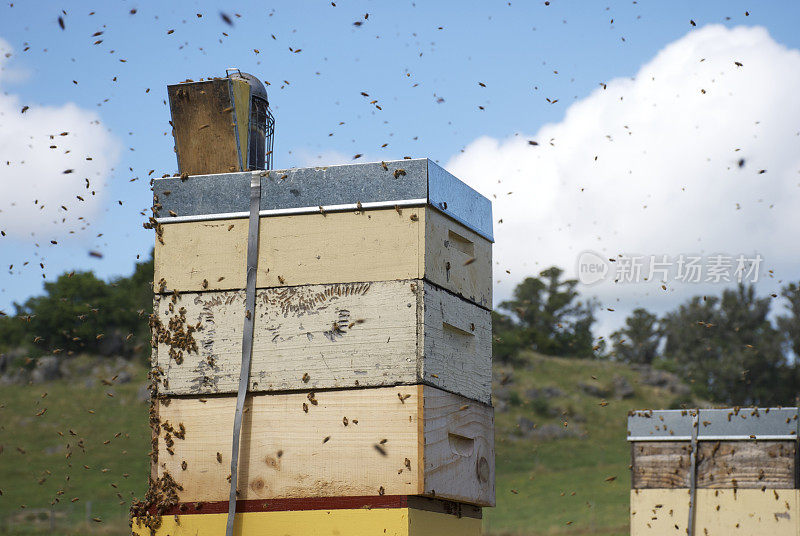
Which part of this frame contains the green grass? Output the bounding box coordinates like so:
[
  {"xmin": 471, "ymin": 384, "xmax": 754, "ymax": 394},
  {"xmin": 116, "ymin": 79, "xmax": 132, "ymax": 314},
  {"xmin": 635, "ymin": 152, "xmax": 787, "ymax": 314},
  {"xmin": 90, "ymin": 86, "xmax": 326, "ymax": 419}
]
[
  {"xmin": 0, "ymin": 367, "xmax": 150, "ymax": 535},
  {"xmin": 0, "ymin": 352, "xmax": 693, "ymax": 535},
  {"xmin": 485, "ymin": 353, "xmax": 695, "ymax": 535}
]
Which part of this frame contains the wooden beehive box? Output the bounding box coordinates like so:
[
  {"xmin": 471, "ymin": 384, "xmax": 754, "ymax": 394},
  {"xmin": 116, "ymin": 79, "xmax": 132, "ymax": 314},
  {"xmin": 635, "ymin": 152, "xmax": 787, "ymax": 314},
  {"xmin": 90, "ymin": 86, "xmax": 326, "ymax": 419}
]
[
  {"xmin": 150, "ymin": 159, "xmax": 494, "ymax": 404},
  {"xmin": 133, "ymin": 497, "xmax": 482, "ymax": 536},
  {"xmin": 628, "ymin": 408, "xmax": 800, "ymax": 535},
  {"xmin": 153, "ymin": 279, "xmax": 491, "ymax": 403},
  {"xmin": 167, "ymin": 77, "xmax": 253, "ymax": 175},
  {"xmin": 151, "ymin": 158, "xmax": 493, "ymax": 309},
  {"xmin": 142, "ymin": 158, "xmax": 496, "ymax": 529},
  {"xmin": 151, "ymin": 385, "xmax": 495, "ymax": 506}
]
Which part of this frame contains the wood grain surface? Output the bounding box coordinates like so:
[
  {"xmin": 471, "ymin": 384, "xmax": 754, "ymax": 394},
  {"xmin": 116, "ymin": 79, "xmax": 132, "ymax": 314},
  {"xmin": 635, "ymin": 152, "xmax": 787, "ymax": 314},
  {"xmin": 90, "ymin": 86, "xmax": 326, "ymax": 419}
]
[
  {"xmin": 153, "ymin": 385, "xmax": 495, "ymax": 506},
  {"xmin": 152, "ymin": 280, "xmax": 492, "ymax": 403},
  {"xmin": 631, "ymin": 440, "xmax": 797, "ymax": 489},
  {"xmin": 154, "ymin": 207, "xmax": 492, "ymax": 308},
  {"xmin": 631, "ymin": 488, "xmax": 800, "ymax": 535}
]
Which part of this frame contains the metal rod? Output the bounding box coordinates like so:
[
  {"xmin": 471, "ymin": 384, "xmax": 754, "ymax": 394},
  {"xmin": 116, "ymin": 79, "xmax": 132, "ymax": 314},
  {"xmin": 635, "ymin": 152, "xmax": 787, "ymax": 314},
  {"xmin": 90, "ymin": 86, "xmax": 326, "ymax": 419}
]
[
  {"xmin": 687, "ymin": 410, "xmax": 699, "ymax": 536},
  {"xmin": 225, "ymin": 172, "xmax": 262, "ymax": 536}
]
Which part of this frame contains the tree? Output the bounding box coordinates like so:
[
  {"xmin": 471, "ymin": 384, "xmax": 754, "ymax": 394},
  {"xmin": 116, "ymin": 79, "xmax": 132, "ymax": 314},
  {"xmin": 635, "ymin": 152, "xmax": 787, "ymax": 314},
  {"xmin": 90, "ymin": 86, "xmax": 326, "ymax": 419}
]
[
  {"xmin": 660, "ymin": 284, "xmax": 789, "ymax": 405},
  {"xmin": 491, "ymin": 310, "xmax": 526, "ymax": 364},
  {"xmin": 497, "ymin": 266, "xmax": 598, "ymax": 358},
  {"xmin": 778, "ymin": 282, "xmax": 800, "ymax": 359},
  {"xmin": 611, "ymin": 308, "xmax": 660, "ymax": 364},
  {"xmin": 1, "ymin": 251, "xmax": 154, "ymax": 360}
]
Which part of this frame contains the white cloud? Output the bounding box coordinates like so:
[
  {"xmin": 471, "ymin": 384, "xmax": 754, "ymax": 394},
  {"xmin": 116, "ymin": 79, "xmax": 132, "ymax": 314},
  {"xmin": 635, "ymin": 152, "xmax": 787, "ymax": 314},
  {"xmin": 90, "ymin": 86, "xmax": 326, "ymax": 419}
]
[
  {"xmin": 0, "ymin": 38, "xmax": 120, "ymax": 240},
  {"xmin": 446, "ymin": 25, "xmax": 800, "ymax": 332}
]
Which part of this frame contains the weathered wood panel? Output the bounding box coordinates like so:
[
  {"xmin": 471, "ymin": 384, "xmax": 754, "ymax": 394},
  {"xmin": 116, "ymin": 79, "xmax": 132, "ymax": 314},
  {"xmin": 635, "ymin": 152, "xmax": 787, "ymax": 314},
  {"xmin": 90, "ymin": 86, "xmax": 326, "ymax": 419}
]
[
  {"xmin": 167, "ymin": 80, "xmax": 242, "ymax": 176},
  {"xmin": 153, "ymin": 280, "xmax": 492, "ymax": 403},
  {"xmin": 424, "ymin": 209, "xmax": 492, "ymax": 309},
  {"xmin": 153, "ymin": 385, "xmax": 495, "ymax": 506},
  {"xmin": 133, "ymin": 506, "xmax": 483, "ymax": 536},
  {"xmin": 422, "ymin": 386, "xmax": 495, "ymax": 506},
  {"xmin": 631, "ymin": 488, "xmax": 800, "ymax": 536},
  {"xmin": 631, "ymin": 441, "xmax": 797, "ymax": 489},
  {"xmin": 153, "ymin": 207, "xmax": 492, "ymax": 308}
]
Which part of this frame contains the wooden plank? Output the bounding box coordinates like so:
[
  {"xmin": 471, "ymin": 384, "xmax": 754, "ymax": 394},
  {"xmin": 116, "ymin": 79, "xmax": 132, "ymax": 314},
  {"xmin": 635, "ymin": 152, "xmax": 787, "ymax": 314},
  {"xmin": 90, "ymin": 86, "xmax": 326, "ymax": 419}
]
[
  {"xmin": 152, "ymin": 280, "xmax": 492, "ymax": 403},
  {"xmin": 631, "ymin": 441, "xmax": 797, "ymax": 489},
  {"xmin": 230, "ymin": 78, "xmax": 249, "ymax": 169},
  {"xmin": 152, "ymin": 385, "xmax": 494, "ymax": 506},
  {"xmin": 153, "ymin": 207, "xmax": 492, "ymax": 308},
  {"xmin": 132, "ymin": 507, "xmax": 482, "ymax": 536},
  {"xmin": 139, "ymin": 495, "xmax": 481, "ymax": 517},
  {"xmin": 167, "ymin": 80, "xmax": 242, "ymax": 176},
  {"xmin": 631, "ymin": 488, "xmax": 800, "ymax": 536},
  {"xmin": 422, "ymin": 386, "xmax": 495, "ymax": 505}
]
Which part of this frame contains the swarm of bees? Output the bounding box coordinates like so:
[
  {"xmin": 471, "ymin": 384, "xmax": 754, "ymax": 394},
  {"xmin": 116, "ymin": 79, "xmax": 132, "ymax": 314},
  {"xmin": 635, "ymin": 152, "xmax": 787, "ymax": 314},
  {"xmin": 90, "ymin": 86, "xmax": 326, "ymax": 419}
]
[
  {"xmin": 129, "ymin": 472, "xmax": 183, "ymax": 532},
  {"xmin": 149, "ymin": 303, "xmax": 200, "ymax": 366}
]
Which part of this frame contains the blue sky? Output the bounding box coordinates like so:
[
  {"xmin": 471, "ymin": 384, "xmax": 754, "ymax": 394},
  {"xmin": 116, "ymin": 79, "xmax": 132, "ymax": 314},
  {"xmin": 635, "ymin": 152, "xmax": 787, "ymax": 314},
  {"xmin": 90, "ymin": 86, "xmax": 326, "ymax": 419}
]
[{"xmin": 2, "ymin": 1, "xmax": 800, "ymax": 332}]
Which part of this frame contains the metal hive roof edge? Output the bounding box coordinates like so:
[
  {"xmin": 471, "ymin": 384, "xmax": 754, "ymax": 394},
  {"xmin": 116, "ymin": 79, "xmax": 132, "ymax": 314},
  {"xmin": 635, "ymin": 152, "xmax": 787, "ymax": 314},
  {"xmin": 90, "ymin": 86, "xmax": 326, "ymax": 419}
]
[
  {"xmin": 151, "ymin": 158, "xmax": 494, "ymax": 242},
  {"xmin": 627, "ymin": 407, "xmax": 800, "ymax": 441}
]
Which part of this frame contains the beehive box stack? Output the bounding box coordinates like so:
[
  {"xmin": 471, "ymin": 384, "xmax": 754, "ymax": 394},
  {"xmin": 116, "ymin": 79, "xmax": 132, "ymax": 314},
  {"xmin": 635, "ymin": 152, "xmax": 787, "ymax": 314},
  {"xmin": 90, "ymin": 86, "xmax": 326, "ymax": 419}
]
[
  {"xmin": 628, "ymin": 408, "xmax": 800, "ymax": 536},
  {"xmin": 131, "ymin": 159, "xmax": 495, "ymax": 535}
]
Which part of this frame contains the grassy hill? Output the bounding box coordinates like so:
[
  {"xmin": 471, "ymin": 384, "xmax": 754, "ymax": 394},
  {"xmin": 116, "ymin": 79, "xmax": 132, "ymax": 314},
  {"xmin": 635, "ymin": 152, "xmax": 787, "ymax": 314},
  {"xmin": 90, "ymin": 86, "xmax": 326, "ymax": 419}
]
[
  {"xmin": 0, "ymin": 352, "xmax": 694, "ymax": 535},
  {"xmin": 485, "ymin": 352, "xmax": 694, "ymax": 535},
  {"xmin": 0, "ymin": 366, "xmax": 150, "ymax": 535}
]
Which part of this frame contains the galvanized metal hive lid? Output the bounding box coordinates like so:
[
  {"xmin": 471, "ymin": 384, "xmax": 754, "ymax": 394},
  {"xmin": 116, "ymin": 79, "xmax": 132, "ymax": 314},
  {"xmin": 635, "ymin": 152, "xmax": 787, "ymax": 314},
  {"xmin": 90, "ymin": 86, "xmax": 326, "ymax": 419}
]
[
  {"xmin": 627, "ymin": 407, "xmax": 800, "ymax": 441},
  {"xmin": 152, "ymin": 158, "xmax": 494, "ymax": 242}
]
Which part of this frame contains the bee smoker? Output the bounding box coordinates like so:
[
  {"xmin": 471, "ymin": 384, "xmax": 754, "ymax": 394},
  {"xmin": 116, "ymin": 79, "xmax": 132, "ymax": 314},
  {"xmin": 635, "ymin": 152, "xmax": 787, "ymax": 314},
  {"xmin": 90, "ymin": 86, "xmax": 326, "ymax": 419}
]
[{"xmin": 167, "ymin": 68, "xmax": 275, "ymax": 176}]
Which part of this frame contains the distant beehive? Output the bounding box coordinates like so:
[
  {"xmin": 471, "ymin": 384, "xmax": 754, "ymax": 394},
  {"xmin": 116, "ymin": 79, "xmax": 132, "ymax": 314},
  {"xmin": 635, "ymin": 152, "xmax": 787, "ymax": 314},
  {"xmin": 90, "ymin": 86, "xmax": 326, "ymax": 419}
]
[
  {"xmin": 167, "ymin": 69, "xmax": 274, "ymax": 175},
  {"xmin": 628, "ymin": 408, "xmax": 800, "ymax": 536}
]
